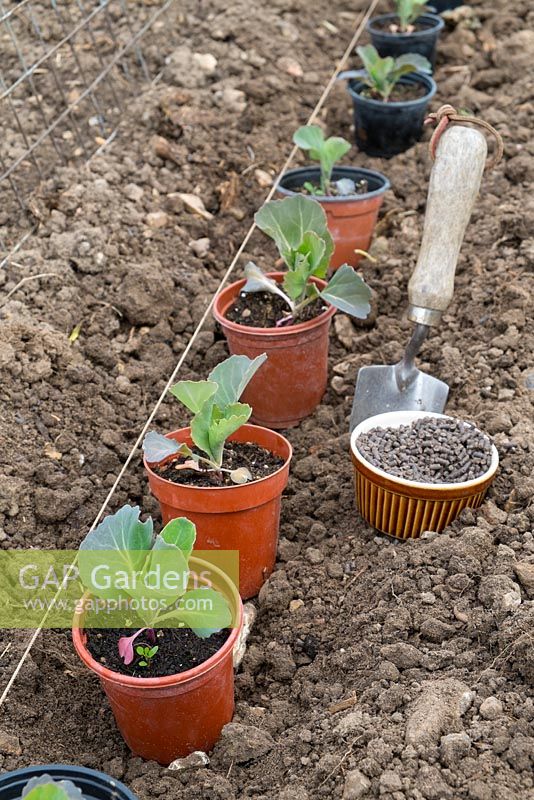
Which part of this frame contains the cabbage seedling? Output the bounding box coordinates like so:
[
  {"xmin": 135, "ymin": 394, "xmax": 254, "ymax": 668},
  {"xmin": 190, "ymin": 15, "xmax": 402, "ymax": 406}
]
[
  {"xmin": 243, "ymin": 195, "xmax": 372, "ymax": 325},
  {"xmin": 21, "ymin": 775, "xmax": 83, "ymax": 800},
  {"xmin": 136, "ymin": 644, "xmax": 159, "ymax": 668},
  {"xmin": 142, "ymin": 353, "xmax": 267, "ymax": 483},
  {"xmin": 394, "ymin": 0, "xmax": 428, "ymax": 32},
  {"xmin": 356, "ymin": 44, "xmax": 431, "ymax": 101},
  {"xmin": 292, "ymin": 125, "xmax": 354, "ymax": 196},
  {"xmin": 79, "ymin": 505, "xmax": 232, "ymax": 666}
]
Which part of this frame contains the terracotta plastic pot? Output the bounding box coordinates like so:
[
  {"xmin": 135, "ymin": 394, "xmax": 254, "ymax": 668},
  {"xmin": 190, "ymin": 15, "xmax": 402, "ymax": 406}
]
[
  {"xmin": 341, "ymin": 71, "xmax": 437, "ymax": 157},
  {"xmin": 277, "ymin": 166, "xmax": 390, "ymax": 269},
  {"xmin": 0, "ymin": 765, "xmax": 138, "ymax": 800},
  {"xmin": 213, "ymin": 273, "xmax": 336, "ymax": 428},
  {"xmin": 350, "ymin": 411, "xmax": 499, "ymax": 539},
  {"xmin": 144, "ymin": 423, "xmax": 292, "ymax": 599},
  {"xmin": 73, "ymin": 557, "xmax": 243, "ymax": 765},
  {"xmin": 367, "ymin": 13, "xmax": 444, "ymax": 69}
]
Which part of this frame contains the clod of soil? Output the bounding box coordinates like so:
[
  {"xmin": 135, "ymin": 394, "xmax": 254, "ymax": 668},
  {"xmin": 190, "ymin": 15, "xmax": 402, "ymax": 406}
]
[
  {"xmin": 86, "ymin": 627, "xmax": 230, "ymax": 678},
  {"xmin": 225, "ymin": 290, "xmax": 327, "ymax": 328},
  {"xmin": 361, "ymin": 82, "xmax": 428, "ymax": 102},
  {"xmin": 152, "ymin": 442, "xmax": 284, "ymax": 487},
  {"xmin": 356, "ymin": 417, "xmax": 493, "ymax": 483}
]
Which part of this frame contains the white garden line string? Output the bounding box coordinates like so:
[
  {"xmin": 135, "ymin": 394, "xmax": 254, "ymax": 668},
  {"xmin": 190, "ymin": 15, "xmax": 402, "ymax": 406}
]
[{"xmin": 0, "ymin": 0, "xmax": 380, "ymax": 708}]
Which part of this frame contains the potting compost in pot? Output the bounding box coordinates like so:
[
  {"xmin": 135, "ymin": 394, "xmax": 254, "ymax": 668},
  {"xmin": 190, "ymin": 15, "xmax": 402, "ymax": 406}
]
[
  {"xmin": 86, "ymin": 627, "xmax": 231, "ymax": 678},
  {"xmin": 0, "ymin": 0, "xmax": 532, "ymax": 798},
  {"xmin": 152, "ymin": 441, "xmax": 285, "ymax": 487},
  {"xmin": 226, "ymin": 291, "xmax": 327, "ymax": 328}
]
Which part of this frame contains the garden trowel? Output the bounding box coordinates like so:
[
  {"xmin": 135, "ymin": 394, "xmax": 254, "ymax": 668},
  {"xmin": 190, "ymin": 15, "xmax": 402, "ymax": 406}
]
[{"xmin": 349, "ymin": 124, "xmax": 488, "ymax": 432}]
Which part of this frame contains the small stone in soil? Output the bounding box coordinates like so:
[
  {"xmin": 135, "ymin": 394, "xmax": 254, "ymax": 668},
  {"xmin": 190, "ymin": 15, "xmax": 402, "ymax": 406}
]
[
  {"xmin": 356, "ymin": 417, "xmax": 493, "ymax": 484},
  {"xmin": 153, "ymin": 442, "xmax": 284, "ymax": 487},
  {"xmin": 168, "ymin": 751, "xmax": 210, "ymax": 771}
]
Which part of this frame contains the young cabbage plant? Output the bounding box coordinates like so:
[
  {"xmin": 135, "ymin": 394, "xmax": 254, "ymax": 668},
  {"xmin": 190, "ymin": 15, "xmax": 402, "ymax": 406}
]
[
  {"xmin": 79, "ymin": 505, "xmax": 232, "ymax": 666},
  {"xmin": 356, "ymin": 44, "xmax": 431, "ymax": 101},
  {"xmin": 292, "ymin": 125, "xmax": 353, "ymax": 196},
  {"xmin": 22, "ymin": 776, "xmax": 83, "ymax": 800},
  {"xmin": 142, "ymin": 353, "xmax": 267, "ymax": 484},
  {"xmin": 243, "ymin": 195, "xmax": 372, "ymax": 326},
  {"xmin": 394, "ymin": 0, "xmax": 428, "ymax": 31},
  {"xmin": 135, "ymin": 643, "xmax": 159, "ymax": 668}
]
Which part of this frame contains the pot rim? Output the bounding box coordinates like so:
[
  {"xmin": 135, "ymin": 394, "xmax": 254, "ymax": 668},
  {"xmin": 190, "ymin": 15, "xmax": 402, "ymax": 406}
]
[
  {"xmin": 144, "ymin": 422, "xmax": 293, "ymax": 493},
  {"xmin": 350, "ymin": 410, "xmax": 499, "ymax": 491},
  {"xmin": 367, "ymin": 12, "xmax": 445, "ymax": 37},
  {"xmin": 427, "ymin": 1, "xmax": 462, "ymax": 12},
  {"xmin": 213, "ymin": 272, "xmax": 336, "ymax": 336},
  {"xmin": 277, "ymin": 166, "xmax": 391, "ymax": 203},
  {"xmin": 347, "ymin": 72, "xmax": 437, "ymax": 108},
  {"xmin": 0, "ymin": 765, "xmax": 137, "ymax": 800},
  {"xmin": 72, "ymin": 555, "xmax": 244, "ymax": 688}
]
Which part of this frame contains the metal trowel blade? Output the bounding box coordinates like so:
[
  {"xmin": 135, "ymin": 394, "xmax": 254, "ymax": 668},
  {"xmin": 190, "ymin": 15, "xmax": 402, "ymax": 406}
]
[{"xmin": 349, "ymin": 364, "xmax": 449, "ymax": 432}]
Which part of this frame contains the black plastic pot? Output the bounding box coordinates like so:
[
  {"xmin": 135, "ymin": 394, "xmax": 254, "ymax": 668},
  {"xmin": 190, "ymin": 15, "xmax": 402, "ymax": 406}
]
[
  {"xmin": 0, "ymin": 765, "xmax": 137, "ymax": 800},
  {"xmin": 277, "ymin": 166, "xmax": 390, "ymax": 198},
  {"xmin": 339, "ymin": 71, "xmax": 437, "ymax": 158},
  {"xmin": 427, "ymin": 0, "xmax": 463, "ymax": 12},
  {"xmin": 367, "ymin": 13, "xmax": 444, "ymax": 69}
]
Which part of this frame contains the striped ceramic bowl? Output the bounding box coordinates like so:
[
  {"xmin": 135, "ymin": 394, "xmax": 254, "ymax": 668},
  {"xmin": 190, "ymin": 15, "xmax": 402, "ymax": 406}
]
[{"xmin": 350, "ymin": 410, "xmax": 499, "ymax": 540}]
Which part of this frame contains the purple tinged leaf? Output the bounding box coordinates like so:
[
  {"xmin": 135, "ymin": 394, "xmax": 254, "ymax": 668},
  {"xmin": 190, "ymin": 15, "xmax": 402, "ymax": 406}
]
[{"xmin": 118, "ymin": 627, "xmax": 147, "ymax": 665}]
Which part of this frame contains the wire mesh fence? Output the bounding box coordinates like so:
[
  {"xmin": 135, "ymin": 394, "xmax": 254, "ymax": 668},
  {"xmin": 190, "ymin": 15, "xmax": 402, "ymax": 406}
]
[{"xmin": 0, "ymin": 0, "xmax": 177, "ymax": 263}]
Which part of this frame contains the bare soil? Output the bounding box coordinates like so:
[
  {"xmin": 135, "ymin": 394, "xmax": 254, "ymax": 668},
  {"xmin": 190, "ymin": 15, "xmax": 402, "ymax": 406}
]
[{"xmin": 0, "ymin": 0, "xmax": 533, "ymax": 798}]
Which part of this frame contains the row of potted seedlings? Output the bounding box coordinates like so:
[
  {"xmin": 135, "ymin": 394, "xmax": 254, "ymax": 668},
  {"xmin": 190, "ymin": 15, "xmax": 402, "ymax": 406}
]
[
  {"xmin": 280, "ymin": 0, "xmax": 450, "ymax": 267},
  {"xmin": 9, "ymin": 0, "xmax": 500, "ymax": 792},
  {"xmin": 71, "ymin": 200, "xmax": 376, "ymax": 765},
  {"xmin": 336, "ymin": 0, "xmax": 467, "ymax": 158},
  {"xmin": 70, "ymin": 183, "xmax": 499, "ymax": 768}
]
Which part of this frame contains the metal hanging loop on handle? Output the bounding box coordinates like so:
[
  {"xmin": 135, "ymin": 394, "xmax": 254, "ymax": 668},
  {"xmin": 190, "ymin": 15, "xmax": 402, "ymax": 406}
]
[{"xmin": 425, "ymin": 104, "xmax": 504, "ymax": 170}]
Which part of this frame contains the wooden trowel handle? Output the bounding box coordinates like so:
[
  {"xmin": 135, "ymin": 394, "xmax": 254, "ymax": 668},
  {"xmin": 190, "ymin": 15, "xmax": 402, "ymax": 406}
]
[{"xmin": 408, "ymin": 125, "xmax": 487, "ymax": 326}]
